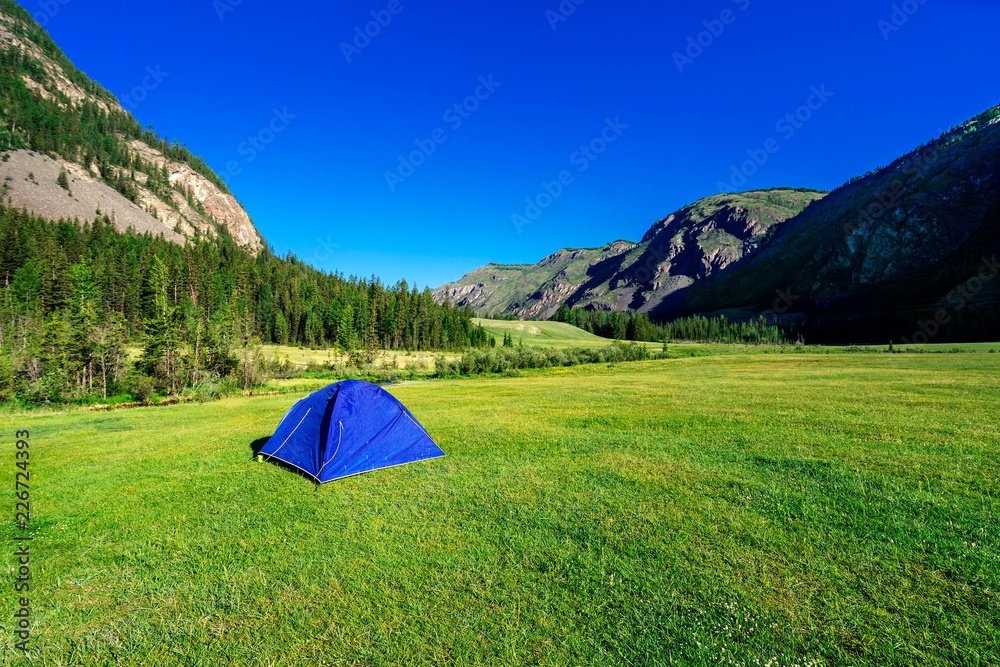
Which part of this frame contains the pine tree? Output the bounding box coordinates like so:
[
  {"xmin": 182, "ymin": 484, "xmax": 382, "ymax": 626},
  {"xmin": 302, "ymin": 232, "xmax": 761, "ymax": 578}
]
[
  {"xmin": 366, "ymin": 300, "xmax": 379, "ymax": 364},
  {"xmin": 338, "ymin": 304, "xmax": 355, "ymax": 349},
  {"xmin": 92, "ymin": 311, "xmax": 127, "ymax": 399},
  {"xmin": 37, "ymin": 312, "xmax": 71, "ymax": 402},
  {"xmin": 140, "ymin": 256, "xmax": 182, "ymax": 394},
  {"xmin": 67, "ymin": 260, "xmax": 98, "ymax": 392},
  {"xmin": 56, "ymin": 168, "xmax": 72, "ymax": 195}
]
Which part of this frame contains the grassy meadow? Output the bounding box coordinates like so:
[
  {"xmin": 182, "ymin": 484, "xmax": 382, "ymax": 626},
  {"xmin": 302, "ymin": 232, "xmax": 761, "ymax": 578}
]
[
  {"xmin": 261, "ymin": 346, "xmax": 454, "ymax": 371},
  {"xmin": 2, "ymin": 351, "xmax": 998, "ymax": 665},
  {"xmin": 473, "ymin": 318, "xmax": 650, "ymax": 349}
]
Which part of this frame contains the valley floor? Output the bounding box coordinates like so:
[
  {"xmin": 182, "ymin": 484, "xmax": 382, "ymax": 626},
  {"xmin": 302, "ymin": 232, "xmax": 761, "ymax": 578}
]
[{"xmin": 2, "ymin": 353, "xmax": 998, "ymax": 665}]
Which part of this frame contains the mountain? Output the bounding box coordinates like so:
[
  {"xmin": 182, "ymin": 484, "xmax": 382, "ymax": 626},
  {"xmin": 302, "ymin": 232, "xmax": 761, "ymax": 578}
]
[
  {"xmin": 675, "ymin": 104, "xmax": 1000, "ymax": 343},
  {"xmin": 435, "ymin": 240, "xmax": 638, "ymax": 319},
  {"xmin": 437, "ymin": 102, "xmax": 1000, "ymax": 343},
  {"xmin": 0, "ymin": 0, "xmax": 261, "ymax": 251},
  {"xmin": 436, "ymin": 189, "xmax": 826, "ymax": 319}
]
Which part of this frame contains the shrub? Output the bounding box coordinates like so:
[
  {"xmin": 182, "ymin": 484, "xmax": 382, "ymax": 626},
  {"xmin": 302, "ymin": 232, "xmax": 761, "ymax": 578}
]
[
  {"xmin": 27, "ymin": 367, "xmax": 71, "ymax": 405},
  {"xmin": 267, "ymin": 356, "xmax": 296, "ymax": 379},
  {"xmin": 436, "ymin": 343, "xmax": 650, "ymax": 379},
  {"xmin": 192, "ymin": 375, "xmax": 222, "ymax": 402},
  {"xmin": 435, "ymin": 355, "xmax": 456, "ymax": 378},
  {"xmin": 349, "ymin": 348, "xmax": 375, "ymax": 368},
  {"xmin": 123, "ymin": 371, "xmax": 154, "ymax": 403}
]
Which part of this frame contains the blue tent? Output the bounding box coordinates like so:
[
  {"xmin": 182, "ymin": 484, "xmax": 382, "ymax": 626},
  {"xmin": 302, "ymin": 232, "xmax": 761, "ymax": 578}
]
[{"xmin": 259, "ymin": 380, "xmax": 444, "ymax": 484}]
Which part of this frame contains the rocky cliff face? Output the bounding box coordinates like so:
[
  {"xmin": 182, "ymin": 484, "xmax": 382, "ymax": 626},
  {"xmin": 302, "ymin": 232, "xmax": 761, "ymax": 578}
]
[
  {"xmin": 126, "ymin": 141, "xmax": 261, "ymax": 252},
  {"xmin": 434, "ymin": 242, "xmax": 639, "ymax": 319},
  {"xmin": 0, "ymin": 150, "xmax": 186, "ymax": 244},
  {"xmin": 436, "ymin": 189, "xmax": 825, "ymax": 317},
  {"xmin": 0, "ymin": 3, "xmax": 262, "ymax": 253}
]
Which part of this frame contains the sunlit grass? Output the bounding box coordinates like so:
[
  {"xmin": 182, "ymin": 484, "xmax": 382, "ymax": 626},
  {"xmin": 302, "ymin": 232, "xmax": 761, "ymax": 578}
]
[
  {"xmin": 262, "ymin": 345, "xmax": 453, "ymax": 370},
  {"xmin": 472, "ymin": 318, "xmax": 644, "ymax": 349},
  {"xmin": 1, "ymin": 353, "xmax": 998, "ymax": 665}
]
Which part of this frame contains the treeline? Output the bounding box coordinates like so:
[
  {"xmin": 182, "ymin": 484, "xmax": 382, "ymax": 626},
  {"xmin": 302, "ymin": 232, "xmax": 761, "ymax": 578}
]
[
  {"xmin": 552, "ymin": 306, "xmax": 789, "ymax": 345},
  {"xmin": 0, "ymin": 204, "xmax": 489, "ymax": 404}
]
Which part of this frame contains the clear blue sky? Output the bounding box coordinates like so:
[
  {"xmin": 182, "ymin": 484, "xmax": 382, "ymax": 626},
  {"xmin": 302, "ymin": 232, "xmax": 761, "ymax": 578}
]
[{"xmin": 30, "ymin": 0, "xmax": 1000, "ymax": 288}]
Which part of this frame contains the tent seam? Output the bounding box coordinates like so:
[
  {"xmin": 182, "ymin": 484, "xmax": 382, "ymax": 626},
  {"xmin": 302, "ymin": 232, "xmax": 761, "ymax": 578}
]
[
  {"xmin": 317, "ymin": 421, "xmax": 344, "ymax": 477},
  {"xmin": 266, "ymin": 407, "xmax": 312, "ymax": 459},
  {"xmin": 320, "ymin": 410, "xmax": 406, "ymax": 480}
]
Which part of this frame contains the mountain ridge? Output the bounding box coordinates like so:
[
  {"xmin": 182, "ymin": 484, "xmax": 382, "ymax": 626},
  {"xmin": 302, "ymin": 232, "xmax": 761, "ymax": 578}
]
[
  {"xmin": 437, "ymin": 102, "xmax": 1000, "ymax": 343},
  {"xmin": 0, "ymin": 0, "xmax": 262, "ymax": 252},
  {"xmin": 674, "ymin": 103, "xmax": 1000, "ymax": 342},
  {"xmin": 435, "ymin": 188, "xmax": 825, "ymax": 318}
]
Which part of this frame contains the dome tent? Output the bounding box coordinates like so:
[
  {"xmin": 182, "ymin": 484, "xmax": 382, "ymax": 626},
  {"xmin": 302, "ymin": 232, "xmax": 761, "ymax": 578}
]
[{"xmin": 259, "ymin": 380, "xmax": 444, "ymax": 483}]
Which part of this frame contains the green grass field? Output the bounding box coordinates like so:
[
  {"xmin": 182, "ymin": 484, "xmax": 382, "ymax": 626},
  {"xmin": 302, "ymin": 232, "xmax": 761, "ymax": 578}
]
[
  {"xmin": 473, "ymin": 318, "xmax": 650, "ymax": 349},
  {"xmin": 473, "ymin": 318, "xmax": 999, "ymax": 355},
  {"xmin": 2, "ymin": 353, "xmax": 998, "ymax": 665}
]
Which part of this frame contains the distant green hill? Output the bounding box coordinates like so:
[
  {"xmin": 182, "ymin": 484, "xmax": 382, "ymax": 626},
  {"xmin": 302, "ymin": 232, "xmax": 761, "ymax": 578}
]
[
  {"xmin": 438, "ymin": 189, "xmax": 825, "ymax": 318},
  {"xmin": 473, "ymin": 318, "xmax": 635, "ymax": 349}
]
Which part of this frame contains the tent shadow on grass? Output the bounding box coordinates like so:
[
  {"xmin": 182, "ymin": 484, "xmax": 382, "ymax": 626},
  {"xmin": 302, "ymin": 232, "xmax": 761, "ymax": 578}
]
[
  {"xmin": 250, "ymin": 437, "xmax": 269, "ymax": 456},
  {"xmin": 250, "ymin": 436, "xmax": 320, "ymax": 486}
]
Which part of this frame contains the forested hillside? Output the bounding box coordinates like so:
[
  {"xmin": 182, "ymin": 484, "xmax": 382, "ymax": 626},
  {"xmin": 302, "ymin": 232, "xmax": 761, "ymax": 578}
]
[
  {"xmin": 677, "ymin": 103, "xmax": 1000, "ymax": 343},
  {"xmin": 0, "ymin": 0, "xmax": 262, "ymax": 249},
  {"xmin": 0, "ymin": 204, "xmax": 488, "ymax": 403}
]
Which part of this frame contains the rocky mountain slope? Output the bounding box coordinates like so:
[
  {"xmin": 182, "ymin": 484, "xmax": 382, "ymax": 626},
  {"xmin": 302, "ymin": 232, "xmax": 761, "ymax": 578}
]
[
  {"xmin": 676, "ymin": 104, "xmax": 1000, "ymax": 342},
  {"xmin": 440, "ymin": 98, "xmax": 1000, "ymax": 343},
  {"xmin": 1, "ymin": 150, "xmax": 185, "ymax": 243},
  {"xmin": 0, "ymin": 0, "xmax": 261, "ymax": 252},
  {"xmin": 436, "ymin": 189, "xmax": 825, "ymax": 318},
  {"xmin": 437, "ymin": 241, "xmax": 638, "ymax": 319}
]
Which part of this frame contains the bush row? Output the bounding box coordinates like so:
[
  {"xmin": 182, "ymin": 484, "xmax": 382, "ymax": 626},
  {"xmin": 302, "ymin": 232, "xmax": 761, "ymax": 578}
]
[{"xmin": 435, "ymin": 343, "xmax": 652, "ymax": 378}]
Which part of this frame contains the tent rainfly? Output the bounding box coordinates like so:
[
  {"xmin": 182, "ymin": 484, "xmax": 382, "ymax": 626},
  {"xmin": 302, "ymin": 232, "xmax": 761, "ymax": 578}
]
[{"xmin": 259, "ymin": 380, "xmax": 444, "ymax": 483}]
